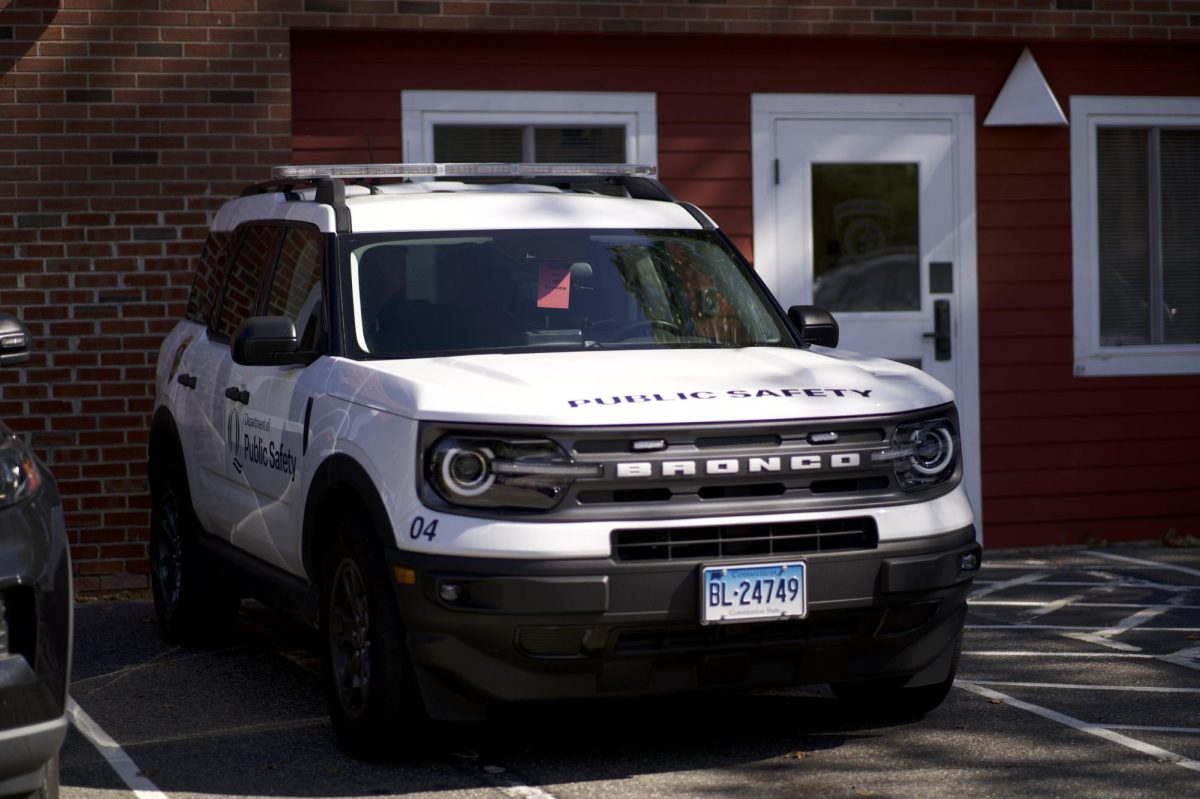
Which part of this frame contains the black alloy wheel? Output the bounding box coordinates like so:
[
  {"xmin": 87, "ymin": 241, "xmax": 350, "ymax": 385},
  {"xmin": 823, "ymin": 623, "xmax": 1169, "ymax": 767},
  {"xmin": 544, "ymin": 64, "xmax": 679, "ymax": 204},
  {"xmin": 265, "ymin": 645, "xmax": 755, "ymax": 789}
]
[
  {"xmin": 319, "ymin": 523, "xmax": 425, "ymax": 760},
  {"xmin": 328, "ymin": 554, "xmax": 373, "ymax": 720},
  {"xmin": 148, "ymin": 465, "xmax": 239, "ymax": 644}
]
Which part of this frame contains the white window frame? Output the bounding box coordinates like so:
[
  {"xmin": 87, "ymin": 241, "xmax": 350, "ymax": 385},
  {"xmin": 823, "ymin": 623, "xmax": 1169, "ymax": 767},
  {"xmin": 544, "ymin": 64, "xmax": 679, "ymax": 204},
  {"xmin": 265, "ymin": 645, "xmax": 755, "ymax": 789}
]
[
  {"xmin": 1071, "ymin": 95, "xmax": 1200, "ymax": 377},
  {"xmin": 401, "ymin": 90, "xmax": 657, "ymax": 165}
]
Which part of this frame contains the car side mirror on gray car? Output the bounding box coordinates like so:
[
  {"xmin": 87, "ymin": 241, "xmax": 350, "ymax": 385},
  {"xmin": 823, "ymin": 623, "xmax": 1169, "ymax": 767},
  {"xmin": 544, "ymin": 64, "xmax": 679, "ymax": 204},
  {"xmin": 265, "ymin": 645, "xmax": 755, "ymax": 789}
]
[{"xmin": 0, "ymin": 312, "xmax": 32, "ymax": 366}]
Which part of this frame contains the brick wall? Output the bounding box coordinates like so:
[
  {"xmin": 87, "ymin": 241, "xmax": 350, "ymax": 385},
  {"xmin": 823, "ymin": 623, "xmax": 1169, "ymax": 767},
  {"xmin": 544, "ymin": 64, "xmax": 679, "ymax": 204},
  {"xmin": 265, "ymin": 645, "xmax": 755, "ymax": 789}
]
[{"xmin": 3, "ymin": 1, "xmax": 1198, "ymax": 593}]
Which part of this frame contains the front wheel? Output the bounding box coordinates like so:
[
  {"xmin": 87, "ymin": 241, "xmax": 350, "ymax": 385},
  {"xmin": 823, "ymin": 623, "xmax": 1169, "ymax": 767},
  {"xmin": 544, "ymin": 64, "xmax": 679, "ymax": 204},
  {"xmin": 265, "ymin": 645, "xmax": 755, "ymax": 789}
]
[{"xmin": 319, "ymin": 523, "xmax": 425, "ymax": 760}]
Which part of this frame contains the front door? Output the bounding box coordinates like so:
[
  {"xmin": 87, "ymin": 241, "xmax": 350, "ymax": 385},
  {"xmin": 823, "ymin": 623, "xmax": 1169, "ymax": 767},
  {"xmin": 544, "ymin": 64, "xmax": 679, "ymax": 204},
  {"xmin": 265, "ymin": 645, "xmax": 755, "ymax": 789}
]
[{"xmin": 751, "ymin": 95, "xmax": 980, "ymax": 521}]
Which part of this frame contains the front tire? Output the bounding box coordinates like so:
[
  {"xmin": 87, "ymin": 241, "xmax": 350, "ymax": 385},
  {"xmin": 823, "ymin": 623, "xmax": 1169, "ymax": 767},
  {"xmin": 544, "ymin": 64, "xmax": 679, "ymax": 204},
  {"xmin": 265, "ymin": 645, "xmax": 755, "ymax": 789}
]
[
  {"xmin": 149, "ymin": 464, "xmax": 238, "ymax": 644},
  {"xmin": 319, "ymin": 522, "xmax": 424, "ymax": 760}
]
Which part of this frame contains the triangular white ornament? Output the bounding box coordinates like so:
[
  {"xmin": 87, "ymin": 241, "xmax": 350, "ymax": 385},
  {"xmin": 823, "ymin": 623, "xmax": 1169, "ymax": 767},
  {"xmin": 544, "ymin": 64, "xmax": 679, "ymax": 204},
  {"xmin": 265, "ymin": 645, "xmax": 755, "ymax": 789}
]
[{"xmin": 984, "ymin": 48, "xmax": 1067, "ymax": 127}]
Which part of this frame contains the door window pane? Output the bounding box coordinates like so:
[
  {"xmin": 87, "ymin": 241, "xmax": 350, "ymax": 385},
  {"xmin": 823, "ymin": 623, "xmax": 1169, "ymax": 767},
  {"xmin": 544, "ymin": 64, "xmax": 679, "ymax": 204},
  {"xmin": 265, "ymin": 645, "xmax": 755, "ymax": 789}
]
[
  {"xmin": 1097, "ymin": 127, "xmax": 1200, "ymax": 347},
  {"xmin": 216, "ymin": 225, "xmax": 282, "ymax": 340},
  {"xmin": 433, "ymin": 125, "xmax": 625, "ymax": 163},
  {"xmin": 1161, "ymin": 130, "xmax": 1200, "ymax": 345},
  {"xmin": 811, "ymin": 164, "xmax": 920, "ymax": 312},
  {"xmin": 268, "ymin": 227, "xmax": 325, "ymax": 351},
  {"xmin": 534, "ymin": 127, "xmax": 624, "ymax": 162},
  {"xmin": 1097, "ymin": 128, "xmax": 1151, "ymax": 346},
  {"xmin": 188, "ymin": 231, "xmax": 233, "ymax": 326},
  {"xmin": 434, "ymin": 126, "xmax": 523, "ymax": 162}
]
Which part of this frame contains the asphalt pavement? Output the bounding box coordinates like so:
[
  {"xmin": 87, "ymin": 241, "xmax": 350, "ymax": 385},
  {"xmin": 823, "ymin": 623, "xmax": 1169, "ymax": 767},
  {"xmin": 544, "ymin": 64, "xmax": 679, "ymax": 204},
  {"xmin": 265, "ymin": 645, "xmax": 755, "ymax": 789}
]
[{"xmin": 60, "ymin": 543, "xmax": 1200, "ymax": 799}]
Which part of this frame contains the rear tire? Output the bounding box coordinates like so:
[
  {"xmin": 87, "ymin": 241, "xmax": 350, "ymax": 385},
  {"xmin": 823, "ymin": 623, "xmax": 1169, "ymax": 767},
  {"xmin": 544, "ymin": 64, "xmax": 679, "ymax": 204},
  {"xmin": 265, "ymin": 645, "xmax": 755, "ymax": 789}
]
[
  {"xmin": 319, "ymin": 520, "xmax": 425, "ymax": 760},
  {"xmin": 149, "ymin": 463, "xmax": 239, "ymax": 644}
]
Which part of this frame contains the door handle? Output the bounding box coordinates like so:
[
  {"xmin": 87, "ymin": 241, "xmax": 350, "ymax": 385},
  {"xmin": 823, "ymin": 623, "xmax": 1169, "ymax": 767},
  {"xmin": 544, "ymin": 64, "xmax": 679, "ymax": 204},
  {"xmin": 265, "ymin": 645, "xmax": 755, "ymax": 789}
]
[
  {"xmin": 224, "ymin": 386, "xmax": 250, "ymax": 405},
  {"xmin": 922, "ymin": 299, "xmax": 951, "ymax": 361},
  {"xmin": 176, "ymin": 373, "xmax": 197, "ymax": 390}
]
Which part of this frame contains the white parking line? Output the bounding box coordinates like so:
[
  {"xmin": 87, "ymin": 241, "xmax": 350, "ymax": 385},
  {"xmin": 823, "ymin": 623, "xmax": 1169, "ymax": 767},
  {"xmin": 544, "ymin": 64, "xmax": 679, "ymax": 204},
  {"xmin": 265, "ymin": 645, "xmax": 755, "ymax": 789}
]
[
  {"xmin": 964, "ymin": 651, "xmax": 1158, "ymax": 658},
  {"xmin": 1106, "ymin": 725, "xmax": 1200, "ymax": 735},
  {"xmin": 966, "ymin": 625, "xmax": 1200, "ymax": 632},
  {"xmin": 1041, "ymin": 580, "xmax": 1192, "ymax": 590},
  {"xmin": 1159, "ymin": 646, "xmax": 1200, "ymax": 672},
  {"xmin": 1087, "ymin": 551, "xmax": 1200, "ymax": 579},
  {"xmin": 483, "ymin": 765, "xmax": 562, "ymax": 799},
  {"xmin": 955, "ymin": 682, "xmax": 1200, "ymax": 772},
  {"xmin": 980, "ymin": 562, "xmax": 1051, "ymax": 569},
  {"xmin": 1064, "ymin": 604, "xmax": 1176, "ymax": 652},
  {"xmin": 1022, "ymin": 594, "xmax": 1085, "ymax": 619},
  {"xmin": 969, "ymin": 572, "xmax": 1047, "ymax": 599},
  {"xmin": 67, "ymin": 697, "xmax": 170, "ymax": 799},
  {"xmin": 970, "ymin": 601, "xmax": 1200, "ymax": 610},
  {"xmin": 962, "ymin": 680, "xmax": 1200, "ymax": 694}
]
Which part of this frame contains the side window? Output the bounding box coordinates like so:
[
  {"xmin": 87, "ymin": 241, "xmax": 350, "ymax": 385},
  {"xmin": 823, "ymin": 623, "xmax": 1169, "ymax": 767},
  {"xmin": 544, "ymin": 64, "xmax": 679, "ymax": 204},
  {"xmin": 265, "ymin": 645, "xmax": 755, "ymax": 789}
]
[
  {"xmin": 433, "ymin": 125, "xmax": 625, "ymax": 163},
  {"xmin": 267, "ymin": 227, "xmax": 325, "ymax": 351},
  {"xmin": 215, "ymin": 224, "xmax": 282, "ymax": 340},
  {"xmin": 187, "ymin": 231, "xmax": 233, "ymax": 325},
  {"xmin": 402, "ymin": 90, "xmax": 657, "ymax": 166},
  {"xmin": 1070, "ymin": 97, "xmax": 1200, "ymax": 376}
]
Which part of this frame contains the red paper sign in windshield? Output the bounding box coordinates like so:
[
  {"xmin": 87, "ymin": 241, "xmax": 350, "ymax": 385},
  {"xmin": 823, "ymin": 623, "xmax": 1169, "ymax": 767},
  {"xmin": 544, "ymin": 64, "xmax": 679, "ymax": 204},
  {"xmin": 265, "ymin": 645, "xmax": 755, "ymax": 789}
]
[{"xmin": 536, "ymin": 263, "xmax": 571, "ymax": 309}]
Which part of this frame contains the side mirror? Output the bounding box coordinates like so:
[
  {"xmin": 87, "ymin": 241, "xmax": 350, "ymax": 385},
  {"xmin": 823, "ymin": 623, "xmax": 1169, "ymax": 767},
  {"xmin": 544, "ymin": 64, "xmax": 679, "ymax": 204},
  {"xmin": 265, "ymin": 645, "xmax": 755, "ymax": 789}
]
[
  {"xmin": 232, "ymin": 316, "xmax": 316, "ymax": 366},
  {"xmin": 0, "ymin": 312, "xmax": 32, "ymax": 366},
  {"xmin": 787, "ymin": 305, "xmax": 840, "ymax": 349}
]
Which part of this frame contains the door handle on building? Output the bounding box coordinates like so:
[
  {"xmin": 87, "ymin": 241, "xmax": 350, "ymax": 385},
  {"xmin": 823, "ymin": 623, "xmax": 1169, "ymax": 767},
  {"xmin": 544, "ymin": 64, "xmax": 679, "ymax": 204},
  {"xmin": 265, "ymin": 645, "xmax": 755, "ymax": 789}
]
[
  {"xmin": 922, "ymin": 299, "xmax": 951, "ymax": 361},
  {"xmin": 224, "ymin": 386, "xmax": 250, "ymax": 405}
]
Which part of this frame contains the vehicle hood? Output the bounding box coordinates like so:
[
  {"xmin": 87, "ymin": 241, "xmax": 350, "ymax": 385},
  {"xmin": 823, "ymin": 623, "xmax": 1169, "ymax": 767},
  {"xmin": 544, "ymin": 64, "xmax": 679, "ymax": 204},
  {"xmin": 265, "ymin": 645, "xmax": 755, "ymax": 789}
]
[{"xmin": 330, "ymin": 347, "xmax": 955, "ymax": 426}]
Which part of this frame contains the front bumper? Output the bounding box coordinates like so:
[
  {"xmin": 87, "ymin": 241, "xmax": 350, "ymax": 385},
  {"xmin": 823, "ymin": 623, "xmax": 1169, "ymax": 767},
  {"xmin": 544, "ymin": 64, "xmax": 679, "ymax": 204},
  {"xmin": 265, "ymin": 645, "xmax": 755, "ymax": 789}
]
[
  {"xmin": 387, "ymin": 525, "xmax": 979, "ymax": 720},
  {"xmin": 0, "ymin": 476, "xmax": 72, "ymax": 789},
  {"xmin": 0, "ymin": 715, "xmax": 67, "ymax": 797}
]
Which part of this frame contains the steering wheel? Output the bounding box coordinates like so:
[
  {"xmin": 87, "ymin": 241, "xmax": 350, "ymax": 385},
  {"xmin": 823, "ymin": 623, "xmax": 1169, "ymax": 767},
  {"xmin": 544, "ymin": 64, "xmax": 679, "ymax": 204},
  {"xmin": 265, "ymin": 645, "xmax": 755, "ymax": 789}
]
[{"xmin": 608, "ymin": 318, "xmax": 682, "ymax": 341}]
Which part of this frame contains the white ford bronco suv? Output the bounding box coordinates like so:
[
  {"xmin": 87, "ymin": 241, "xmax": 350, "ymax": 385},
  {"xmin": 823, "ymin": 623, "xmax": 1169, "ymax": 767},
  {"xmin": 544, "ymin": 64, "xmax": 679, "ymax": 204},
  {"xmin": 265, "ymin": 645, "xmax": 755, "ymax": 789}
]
[{"xmin": 150, "ymin": 164, "xmax": 979, "ymax": 757}]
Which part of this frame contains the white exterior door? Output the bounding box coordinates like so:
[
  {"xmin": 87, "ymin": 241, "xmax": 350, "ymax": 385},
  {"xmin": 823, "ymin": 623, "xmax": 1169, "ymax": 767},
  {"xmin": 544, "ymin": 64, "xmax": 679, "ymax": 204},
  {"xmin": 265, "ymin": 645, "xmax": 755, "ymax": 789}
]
[{"xmin": 752, "ymin": 95, "xmax": 981, "ymax": 523}]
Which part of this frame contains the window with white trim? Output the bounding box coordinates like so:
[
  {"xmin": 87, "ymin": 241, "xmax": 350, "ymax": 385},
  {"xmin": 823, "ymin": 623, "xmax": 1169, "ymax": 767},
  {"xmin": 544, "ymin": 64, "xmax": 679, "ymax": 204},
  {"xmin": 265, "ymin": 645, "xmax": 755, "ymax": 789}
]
[
  {"xmin": 1071, "ymin": 97, "xmax": 1200, "ymax": 376},
  {"xmin": 401, "ymin": 90, "xmax": 657, "ymax": 166}
]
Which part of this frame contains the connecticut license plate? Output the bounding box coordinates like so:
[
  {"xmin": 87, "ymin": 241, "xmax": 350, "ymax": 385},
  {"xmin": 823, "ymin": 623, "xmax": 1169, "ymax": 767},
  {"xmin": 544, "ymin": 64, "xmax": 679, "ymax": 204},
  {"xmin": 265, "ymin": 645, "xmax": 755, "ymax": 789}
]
[{"xmin": 700, "ymin": 561, "xmax": 807, "ymax": 624}]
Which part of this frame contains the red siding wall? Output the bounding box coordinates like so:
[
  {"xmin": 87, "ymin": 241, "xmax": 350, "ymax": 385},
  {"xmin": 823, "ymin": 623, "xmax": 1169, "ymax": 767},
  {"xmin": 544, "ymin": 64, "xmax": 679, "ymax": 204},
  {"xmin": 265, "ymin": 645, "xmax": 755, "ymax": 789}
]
[
  {"xmin": 293, "ymin": 32, "xmax": 1200, "ymax": 548},
  {"xmin": 5, "ymin": 3, "xmax": 1200, "ymax": 591}
]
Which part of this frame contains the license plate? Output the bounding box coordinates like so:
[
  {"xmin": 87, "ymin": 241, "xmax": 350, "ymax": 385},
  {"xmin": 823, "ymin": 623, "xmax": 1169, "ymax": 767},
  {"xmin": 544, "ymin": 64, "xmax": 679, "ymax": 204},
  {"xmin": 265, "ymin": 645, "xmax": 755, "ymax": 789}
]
[{"xmin": 700, "ymin": 561, "xmax": 807, "ymax": 624}]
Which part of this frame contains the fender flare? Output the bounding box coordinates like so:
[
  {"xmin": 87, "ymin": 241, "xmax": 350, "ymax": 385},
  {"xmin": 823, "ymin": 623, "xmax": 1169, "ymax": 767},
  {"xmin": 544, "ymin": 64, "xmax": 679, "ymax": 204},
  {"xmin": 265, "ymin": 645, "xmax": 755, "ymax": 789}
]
[
  {"xmin": 302, "ymin": 453, "xmax": 396, "ymax": 583},
  {"xmin": 148, "ymin": 407, "xmax": 198, "ymax": 517}
]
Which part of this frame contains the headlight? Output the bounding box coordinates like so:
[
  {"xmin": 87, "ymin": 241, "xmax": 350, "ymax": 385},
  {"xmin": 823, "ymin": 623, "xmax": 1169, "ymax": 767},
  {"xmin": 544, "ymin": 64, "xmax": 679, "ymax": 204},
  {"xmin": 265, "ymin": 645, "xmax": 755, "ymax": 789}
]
[
  {"xmin": 871, "ymin": 418, "xmax": 958, "ymax": 491},
  {"xmin": 427, "ymin": 435, "xmax": 600, "ymax": 510},
  {"xmin": 0, "ymin": 437, "xmax": 42, "ymax": 508}
]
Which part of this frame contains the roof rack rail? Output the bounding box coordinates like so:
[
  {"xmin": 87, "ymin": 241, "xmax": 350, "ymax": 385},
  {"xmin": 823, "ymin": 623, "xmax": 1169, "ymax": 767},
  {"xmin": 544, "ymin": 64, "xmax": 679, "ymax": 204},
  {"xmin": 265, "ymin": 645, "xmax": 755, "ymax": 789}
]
[
  {"xmin": 271, "ymin": 163, "xmax": 657, "ymax": 180},
  {"xmin": 243, "ymin": 163, "xmax": 675, "ymax": 203}
]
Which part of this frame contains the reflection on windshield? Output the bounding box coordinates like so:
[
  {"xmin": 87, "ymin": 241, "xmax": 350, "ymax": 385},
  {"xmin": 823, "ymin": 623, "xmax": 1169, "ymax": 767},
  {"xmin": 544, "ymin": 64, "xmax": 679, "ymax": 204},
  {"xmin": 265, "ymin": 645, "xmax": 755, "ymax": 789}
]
[{"xmin": 345, "ymin": 229, "xmax": 790, "ymax": 357}]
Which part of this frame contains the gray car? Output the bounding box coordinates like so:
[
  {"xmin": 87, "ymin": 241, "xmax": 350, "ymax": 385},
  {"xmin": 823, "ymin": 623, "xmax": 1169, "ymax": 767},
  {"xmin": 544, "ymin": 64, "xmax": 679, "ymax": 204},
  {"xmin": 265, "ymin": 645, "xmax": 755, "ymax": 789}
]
[{"xmin": 0, "ymin": 312, "xmax": 71, "ymax": 799}]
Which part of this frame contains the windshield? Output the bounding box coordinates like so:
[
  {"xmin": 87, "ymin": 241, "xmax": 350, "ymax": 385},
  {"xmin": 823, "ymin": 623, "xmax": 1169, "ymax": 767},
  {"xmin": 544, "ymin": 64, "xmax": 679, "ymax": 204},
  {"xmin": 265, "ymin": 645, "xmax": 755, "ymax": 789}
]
[{"xmin": 343, "ymin": 228, "xmax": 793, "ymax": 357}]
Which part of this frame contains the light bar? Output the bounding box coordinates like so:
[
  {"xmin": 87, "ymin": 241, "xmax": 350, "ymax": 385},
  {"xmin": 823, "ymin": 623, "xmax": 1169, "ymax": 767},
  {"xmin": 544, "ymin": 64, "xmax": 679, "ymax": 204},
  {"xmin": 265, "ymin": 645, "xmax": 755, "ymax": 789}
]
[{"xmin": 271, "ymin": 163, "xmax": 657, "ymax": 181}]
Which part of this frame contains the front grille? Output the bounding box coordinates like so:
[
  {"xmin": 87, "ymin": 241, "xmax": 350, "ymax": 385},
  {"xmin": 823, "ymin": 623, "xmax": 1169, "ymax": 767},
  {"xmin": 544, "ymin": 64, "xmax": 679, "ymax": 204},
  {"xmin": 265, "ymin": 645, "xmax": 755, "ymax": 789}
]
[
  {"xmin": 612, "ymin": 516, "xmax": 878, "ymax": 562},
  {"xmin": 561, "ymin": 418, "xmax": 901, "ymax": 518}
]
